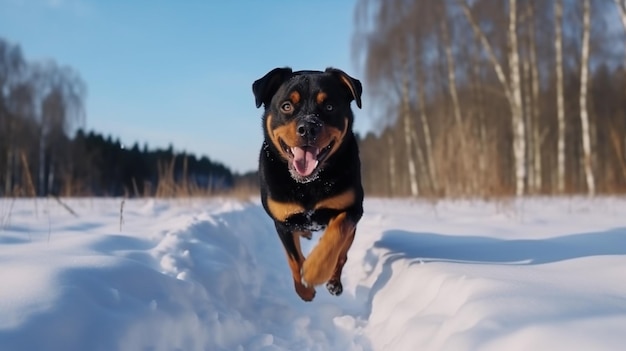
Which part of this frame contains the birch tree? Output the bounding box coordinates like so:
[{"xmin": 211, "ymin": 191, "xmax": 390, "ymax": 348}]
[
  {"xmin": 401, "ymin": 60, "xmax": 419, "ymax": 196},
  {"xmin": 579, "ymin": 0, "xmax": 595, "ymax": 196},
  {"xmin": 555, "ymin": 0, "xmax": 566, "ymax": 193},
  {"xmin": 458, "ymin": 0, "xmax": 526, "ymax": 196},
  {"xmin": 414, "ymin": 48, "xmax": 437, "ymax": 193},
  {"xmin": 527, "ymin": 1, "xmax": 543, "ymax": 193}
]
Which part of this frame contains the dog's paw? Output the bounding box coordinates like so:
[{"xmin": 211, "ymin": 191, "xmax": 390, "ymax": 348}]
[
  {"xmin": 326, "ymin": 279, "xmax": 343, "ymax": 296},
  {"xmin": 300, "ymin": 259, "xmax": 334, "ymax": 288},
  {"xmin": 294, "ymin": 282, "xmax": 316, "ymax": 302}
]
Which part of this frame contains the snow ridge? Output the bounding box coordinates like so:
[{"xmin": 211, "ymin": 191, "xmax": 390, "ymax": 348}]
[{"xmin": 1, "ymin": 197, "xmax": 626, "ymax": 350}]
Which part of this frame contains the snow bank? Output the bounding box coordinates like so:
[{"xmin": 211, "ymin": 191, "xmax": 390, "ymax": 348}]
[{"xmin": 1, "ymin": 197, "xmax": 625, "ymax": 350}]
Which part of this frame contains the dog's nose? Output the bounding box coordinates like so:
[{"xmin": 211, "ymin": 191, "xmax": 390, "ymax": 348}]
[{"xmin": 296, "ymin": 120, "xmax": 321, "ymax": 139}]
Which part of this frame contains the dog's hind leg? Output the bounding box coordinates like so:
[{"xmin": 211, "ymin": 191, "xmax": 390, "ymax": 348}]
[
  {"xmin": 325, "ymin": 227, "xmax": 356, "ymax": 296},
  {"xmin": 276, "ymin": 224, "xmax": 316, "ymax": 301},
  {"xmin": 300, "ymin": 212, "xmax": 355, "ymax": 288}
]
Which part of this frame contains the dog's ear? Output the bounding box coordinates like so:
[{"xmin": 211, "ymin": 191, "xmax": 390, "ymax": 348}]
[
  {"xmin": 325, "ymin": 67, "xmax": 362, "ymax": 109},
  {"xmin": 253, "ymin": 67, "xmax": 293, "ymax": 108}
]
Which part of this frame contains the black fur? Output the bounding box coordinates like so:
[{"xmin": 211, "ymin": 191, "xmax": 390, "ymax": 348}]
[{"xmin": 253, "ymin": 67, "xmax": 364, "ymax": 298}]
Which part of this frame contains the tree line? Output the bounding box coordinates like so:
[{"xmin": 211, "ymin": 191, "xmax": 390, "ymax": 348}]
[
  {"xmin": 6, "ymin": 0, "xmax": 626, "ymax": 200},
  {"xmin": 353, "ymin": 0, "xmax": 626, "ymax": 197},
  {"xmin": 0, "ymin": 38, "xmax": 235, "ymax": 197}
]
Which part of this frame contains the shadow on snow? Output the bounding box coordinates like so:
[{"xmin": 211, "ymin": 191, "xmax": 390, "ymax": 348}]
[
  {"xmin": 372, "ymin": 227, "xmax": 626, "ymax": 265},
  {"xmin": 356, "ymin": 227, "xmax": 626, "ymax": 318}
]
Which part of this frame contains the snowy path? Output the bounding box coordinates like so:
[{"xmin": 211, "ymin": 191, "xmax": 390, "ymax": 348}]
[{"xmin": 1, "ymin": 197, "xmax": 626, "ymax": 350}]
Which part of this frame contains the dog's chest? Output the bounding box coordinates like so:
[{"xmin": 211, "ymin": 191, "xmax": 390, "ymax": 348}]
[
  {"xmin": 284, "ymin": 208, "xmax": 331, "ymax": 232},
  {"xmin": 283, "ymin": 191, "xmax": 349, "ymax": 231}
]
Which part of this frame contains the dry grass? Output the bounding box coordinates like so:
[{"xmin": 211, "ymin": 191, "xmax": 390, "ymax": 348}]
[{"xmin": 2, "ymin": 153, "xmax": 259, "ymax": 200}]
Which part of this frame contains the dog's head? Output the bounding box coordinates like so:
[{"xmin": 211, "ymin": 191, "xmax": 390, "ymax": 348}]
[{"xmin": 253, "ymin": 67, "xmax": 362, "ymax": 183}]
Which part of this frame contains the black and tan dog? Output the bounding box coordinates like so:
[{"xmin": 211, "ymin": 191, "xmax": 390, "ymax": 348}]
[{"xmin": 252, "ymin": 67, "xmax": 364, "ymax": 301}]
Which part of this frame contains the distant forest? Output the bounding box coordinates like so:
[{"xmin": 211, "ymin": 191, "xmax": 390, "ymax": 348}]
[
  {"xmin": 0, "ymin": 38, "xmax": 248, "ymax": 197},
  {"xmin": 3, "ymin": 0, "xmax": 626, "ymax": 198}
]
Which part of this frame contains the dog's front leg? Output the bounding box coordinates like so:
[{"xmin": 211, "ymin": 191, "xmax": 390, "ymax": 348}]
[
  {"xmin": 276, "ymin": 224, "xmax": 316, "ymax": 301},
  {"xmin": 300, "ymin": 212, "xmax": 356, "ymax": 288},
  {"xmin": 325, "ymin": 226, "xmax": 356, "ymax": 296}
]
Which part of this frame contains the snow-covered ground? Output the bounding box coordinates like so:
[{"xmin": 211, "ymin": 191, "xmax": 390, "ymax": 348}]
[{"xmin": 1, "ymin": 196, "xmax": 625, "ymax": 350}]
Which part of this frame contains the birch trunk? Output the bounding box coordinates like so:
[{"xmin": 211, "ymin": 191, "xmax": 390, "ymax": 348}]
[
  {"xmin": 416, "ymin": 64, "xmax": 438, "ymax": 193},
  {"xmin": 470, "ymin": 45, "xmax": 488, "ymax": 190},
  {"xmin": 458, "ymin": 0, "xmax": 526, "ymax": 196},
  {"xmin": 508, "ymin": 0, "xmax": 526, "ymax": 196},
  {"xmin": 528, "ymin": 1, "xmax": 542, "ymax": 193},
  {"xmin": 580, "ymin": 0, "xmax": 595, "ymax": 196},
  {"xmin": 555, "ymin": 0, "xmax": 566, "ymax": 193},
  {"xmin": 522, "ymin": 46, "xmax": 534, "ymax": 192},
  {"xmin": 401, "ymin": 73, "xmax": 419, "ymax": 197},
  {"xmin": 411, "ymin": 129, "xmax": 429, "ymax": 194}
]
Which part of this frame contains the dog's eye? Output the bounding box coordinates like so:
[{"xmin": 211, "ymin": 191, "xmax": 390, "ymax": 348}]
[
  {"xmin": 280, "ymin": 102, "xmax": 293, "ymax": 113},
  {"xmin": 325, "ymin": 104, "xmax": 334, "ymax": 112}
]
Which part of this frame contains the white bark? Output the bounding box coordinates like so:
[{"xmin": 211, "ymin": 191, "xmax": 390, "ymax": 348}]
[
  {"xmin": 470, "ymin": 45, "xmax": 488, "ymax": 188},
  {"xmin": 401, "ymin": 74, "xmax": 419, "ymax": 197},
  {"xmin": 411, "ymin": 129, "xmax": 429, "ymax": 194},
  {"xmin": 580, "ymin": 0, "xmax": 595, "ymax": 196},
  {"xmin": 555, "ymin": 0, "xmax": 566, "ymax": 193},
  {"xmin": 508, "ymin": 0, "xmax": 526, "ymax": 197},
  {"xmin": 523, "ymin": 47, "xmax": 534, "ymax": 191},
  {"xmin": 528, "ymin": 2, "xmax": 542, "ymax": 193},
  {"xmin": 459, "ymin": 0, "xmax": 526, "ymax": 196},
  {"xmin": 416, "ymin": 66, "xmax": 438, "ymax": 193}
]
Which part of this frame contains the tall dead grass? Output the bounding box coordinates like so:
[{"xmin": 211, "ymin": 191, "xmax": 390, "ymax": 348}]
[{"xmin": 3, "ymin": 154, "xmax": 259, "ymax": 200}]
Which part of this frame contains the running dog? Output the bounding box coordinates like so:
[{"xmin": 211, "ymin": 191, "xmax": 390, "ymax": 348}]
[{"xmin": 252, "ymin": 67, "xmax": 364, "ymax": 301}]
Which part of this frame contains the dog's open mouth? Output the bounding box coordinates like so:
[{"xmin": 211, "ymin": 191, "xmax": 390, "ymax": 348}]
[{"xmin": 281, "ymin": 139, "xmax": 334, "ymax": 178}]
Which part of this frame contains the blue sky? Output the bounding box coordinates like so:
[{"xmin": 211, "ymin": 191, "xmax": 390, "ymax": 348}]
[{"xmin": 0, "ymin": 0, "xmax": 371, "ymax": 173}]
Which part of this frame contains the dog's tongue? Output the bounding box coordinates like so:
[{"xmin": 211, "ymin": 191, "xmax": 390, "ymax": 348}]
[{"xmin": 292, "ymin": 146, "xmax": 319, "ymax": 176}]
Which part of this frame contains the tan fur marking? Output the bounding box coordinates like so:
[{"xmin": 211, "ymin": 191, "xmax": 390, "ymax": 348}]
[
  {"xmin": 301, "ymin": 212, "xmax": 356, "ymax": 286},
  {"xmin": 314, "ymin": 188, "xmax": 355, "ymax": 211},
  {"xmin": 328, "ymin": 227, "xmax": 356, "ymax": 285},
  {"xmin": 290, "ymin": 91, "xmax": 300, "ymax": 104},
  {"xmin": 265, "ymin": 115, "xmax": 280, "ymax": 152},
  {"xmin": 267, "ymin": 113, "xmax": 348, "ymax": 164},
  {"xmin": 266, "ymin": 115, "xmax": 299, "ymax": 161},
  {"xmin": 325, "ymin": 118, "xmax": 349, "ymax": 159},
  {"xmin": 284, "ymin": 232, "xmax": 315, "ymax": 301},
  {"xmin": 266, "ymin": 111, "xmax": 349, "ymax": 174},
  {"xmin": 273, "ymin": 121, "xmax": 299, "ymax": 148},
  {"xmin": 339, "ymin": 75, "xmax": 358, "ymax": 102},
  {"xmin": 267, "ymin": 198, "xmax": 305, "ymax": 222},
  {"xmin": 316, "ymin": 91, "xmax": 327, "ymax": 105}
]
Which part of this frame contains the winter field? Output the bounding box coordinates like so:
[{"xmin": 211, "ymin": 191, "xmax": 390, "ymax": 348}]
[{"xmin": 1, "ymin": 196, "xmax": 625, "ymax": 351}]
